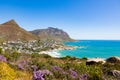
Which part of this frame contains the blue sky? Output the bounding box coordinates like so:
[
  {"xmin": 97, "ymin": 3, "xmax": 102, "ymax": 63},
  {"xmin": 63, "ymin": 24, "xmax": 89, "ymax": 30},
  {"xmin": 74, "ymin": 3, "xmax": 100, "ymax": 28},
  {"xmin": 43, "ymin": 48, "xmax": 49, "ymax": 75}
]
[{"xmin": 0, "ymin": 0, "xmax": 120, "ymax": 40}]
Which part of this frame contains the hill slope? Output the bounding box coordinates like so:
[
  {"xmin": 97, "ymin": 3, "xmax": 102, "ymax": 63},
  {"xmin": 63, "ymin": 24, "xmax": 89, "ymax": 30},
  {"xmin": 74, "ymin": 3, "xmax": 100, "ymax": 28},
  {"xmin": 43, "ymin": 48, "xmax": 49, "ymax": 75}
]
[
  {"xmin": 30, "ymin": 27, "xmax": 74, "ymax": 41},
  {"xmin": 0, "ymin": 20, "xmax": 37, "ymax": 41}
]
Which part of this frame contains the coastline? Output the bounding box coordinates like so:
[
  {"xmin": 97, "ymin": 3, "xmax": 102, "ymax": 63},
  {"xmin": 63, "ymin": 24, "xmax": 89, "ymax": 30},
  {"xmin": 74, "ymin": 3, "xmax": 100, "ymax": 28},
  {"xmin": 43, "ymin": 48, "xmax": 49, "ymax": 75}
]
[
  {"xmin": 39, "ymin": 49, "xmax": 61, "ymax": 57},
  {"xmin": 5, "ymin": 40, "xmax": 116, "ymax": 59},
  {"xmin": 39, "ymin": 45, "xmax": 81, "ymax": 58},
  {"xmin": 39, "ymin": 42, "xmax": 83, "ymax": 58}
]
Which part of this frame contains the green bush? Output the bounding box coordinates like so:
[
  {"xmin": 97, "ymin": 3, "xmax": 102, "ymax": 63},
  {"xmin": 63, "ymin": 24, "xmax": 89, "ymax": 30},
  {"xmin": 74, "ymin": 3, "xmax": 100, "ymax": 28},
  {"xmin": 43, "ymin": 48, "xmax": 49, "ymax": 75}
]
[
  {"xmin": 4, "ymin": 50, "xmax": 21, "ymax": 61},
  {"xmin": 31, "ymin": 53, "xmax": 51, "ymax": 58},
  {"xmin": 82, "ymin": 57, "xmax": 88, "ymax": 60},
  {"xmin": 41, "ymin": 54, "xmax": 52, "ymax": 58},
  {"xmin": 31, "ymin": 53, "xmax": 40, "ymax": 58},
  {"xmin": 65, "ymin": 62, "xmax": 103, "ymax": 80},
  {"xmin": 0, "ymin": 48, "xmax": 3, "ymax": 54},
  {"xmin": 60, "ymin": 56, "xmax": 77, "ymax": 60},
  {"xmin": 88, "ymin": 66, "xmax": 103, "ymax": 80}
]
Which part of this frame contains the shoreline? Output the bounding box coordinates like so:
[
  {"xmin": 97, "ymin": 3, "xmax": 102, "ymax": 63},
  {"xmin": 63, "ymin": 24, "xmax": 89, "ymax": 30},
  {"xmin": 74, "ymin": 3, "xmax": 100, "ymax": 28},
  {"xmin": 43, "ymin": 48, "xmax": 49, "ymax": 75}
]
[
  {"xmin": 39, "ymin": 49, "xmax": 61, "ymax": 58},
  {"xmin": 39, "ymin": 50, "xmax": 120, "ymax": 65},
  {"xmin": 39, "ymin": 47, "xmax": 119, "ymax": 59},
  {"xmin": 39, "ymin": 44, "xmax": 82, "ymax": 58}
]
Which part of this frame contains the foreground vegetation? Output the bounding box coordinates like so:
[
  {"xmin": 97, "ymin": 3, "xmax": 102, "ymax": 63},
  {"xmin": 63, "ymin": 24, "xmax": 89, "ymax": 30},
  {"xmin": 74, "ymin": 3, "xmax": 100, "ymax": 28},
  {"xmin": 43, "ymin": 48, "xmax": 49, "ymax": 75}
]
[{"xmin": 0, "ymin": 49, "xmax": 120, "ymax": 80}]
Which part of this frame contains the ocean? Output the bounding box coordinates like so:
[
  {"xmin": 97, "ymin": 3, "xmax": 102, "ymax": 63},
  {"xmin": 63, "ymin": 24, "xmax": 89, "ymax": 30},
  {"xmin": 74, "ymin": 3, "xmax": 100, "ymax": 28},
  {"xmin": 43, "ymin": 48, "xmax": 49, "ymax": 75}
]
[{"xmin": 58, "ymin": 40, "xmax": 120, "ymax": 58}]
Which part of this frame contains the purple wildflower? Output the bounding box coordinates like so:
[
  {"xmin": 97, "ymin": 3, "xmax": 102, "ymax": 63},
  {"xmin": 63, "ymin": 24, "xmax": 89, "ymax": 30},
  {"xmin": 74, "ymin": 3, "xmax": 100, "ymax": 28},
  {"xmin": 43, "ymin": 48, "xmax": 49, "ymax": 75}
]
[
  {"xmin": 52, "ymin": 66, "xmax": 63, "ymax": 71},
  {"xmin": 18, "ymin": 64, "xmax": 24, "ymax": 70},
  {"xmin": 79, "ymin": 74, "xmax": 88, "ymax": 80},
  {"xmin": 33, "ymin": 70, "xmax": 44, "ymax": 80},
  {"xmin": 0, "ymin": 54, "xmax": 7, "ymax": 62},
  {"xmin": 31, "ymin": 65, "xmax": 38, "ymax": 71},
  {"xmin": 52, "ymin": 66, "xmax": 67, "ymax": 75},
  {"xmin": 17, "ymin": 60, "xmax": 29, "ymax": 70},
  {"xmin": 42, "ymin": 70, "xmax": 53, "ymax": 75},
  {"xmin": 68, "ymin": 69, "xmax": 78, "ymax": 78},
  {"xmin": 33, "ymin": 70, "xmax": 52, "ymax": 80}
]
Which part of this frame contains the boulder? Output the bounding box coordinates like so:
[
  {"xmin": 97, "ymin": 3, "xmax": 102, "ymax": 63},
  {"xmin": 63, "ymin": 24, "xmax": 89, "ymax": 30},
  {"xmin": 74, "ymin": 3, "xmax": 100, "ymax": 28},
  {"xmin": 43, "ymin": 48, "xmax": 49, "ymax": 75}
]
[
  {"xmin": 106, "ymin": 57, "xmax": 120, "ymax": 63},
  {"xmin": 109, "ymin": 70, "xmax": 120, "ymax": 78},
  {"xmin": 86, "ymin": 58, "xmax": 105, "ymax": 65}
]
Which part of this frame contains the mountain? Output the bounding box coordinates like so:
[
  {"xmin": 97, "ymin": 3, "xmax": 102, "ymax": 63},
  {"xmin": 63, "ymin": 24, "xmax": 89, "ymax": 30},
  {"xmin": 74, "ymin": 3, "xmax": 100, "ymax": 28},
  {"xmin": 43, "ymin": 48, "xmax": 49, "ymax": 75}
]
[
  {"xmin": 30, "ymin": 27, "xmax": 74, "ymax": 41},
  {"xmin": 0, "ymin": 20, "xmax": 37, "ymax": 41}
]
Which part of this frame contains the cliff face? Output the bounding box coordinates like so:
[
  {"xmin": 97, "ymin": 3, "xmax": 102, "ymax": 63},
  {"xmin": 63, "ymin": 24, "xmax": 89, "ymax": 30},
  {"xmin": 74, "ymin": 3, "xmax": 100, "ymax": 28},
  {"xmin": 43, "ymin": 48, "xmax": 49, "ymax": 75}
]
[
  {"xmin": 0, "ymin": 20, "xmax": 37, "ymax": 41},
  {"xmin": 30, "ymin": 27, "xmax": 74, "ymax": 41}
]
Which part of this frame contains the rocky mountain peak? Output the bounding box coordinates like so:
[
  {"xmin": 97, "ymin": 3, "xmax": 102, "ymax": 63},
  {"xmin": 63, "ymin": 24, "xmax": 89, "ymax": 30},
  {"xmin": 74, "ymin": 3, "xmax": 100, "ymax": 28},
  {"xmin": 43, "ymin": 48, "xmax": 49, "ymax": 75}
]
[
  {"xmin": 30, "ymin": 27, "xmax": 74, "ymax": 41},
  {"xmin": 2, "ymin": 19, "xmax": 17, "ymax": 25},
  {"xmin": 0, "ymin": 20, "xmax": 37, "ymax": 41}
]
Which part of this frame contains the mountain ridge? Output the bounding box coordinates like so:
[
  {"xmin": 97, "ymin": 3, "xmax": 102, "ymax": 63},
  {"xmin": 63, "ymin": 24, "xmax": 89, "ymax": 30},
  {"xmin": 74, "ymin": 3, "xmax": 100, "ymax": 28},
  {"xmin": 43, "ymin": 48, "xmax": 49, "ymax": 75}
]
[
  {"xmin": 0, "ymin": 19, "xmax": 74, "ymax": 42},
  {"xmin": 30, "ymin": 27, "xmax": 74, "ymax": 41},
  {"xmin": 0, "ymin": 20, "xmax": 38, "ymax": 41}
]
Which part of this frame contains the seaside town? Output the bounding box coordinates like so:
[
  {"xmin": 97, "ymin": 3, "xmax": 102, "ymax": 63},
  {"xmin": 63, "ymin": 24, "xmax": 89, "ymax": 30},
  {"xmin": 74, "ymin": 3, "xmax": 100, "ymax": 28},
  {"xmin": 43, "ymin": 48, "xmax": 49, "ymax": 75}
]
[{"xmin": 0, "ymin": 39, "xmax": 78, "ymax": 55}]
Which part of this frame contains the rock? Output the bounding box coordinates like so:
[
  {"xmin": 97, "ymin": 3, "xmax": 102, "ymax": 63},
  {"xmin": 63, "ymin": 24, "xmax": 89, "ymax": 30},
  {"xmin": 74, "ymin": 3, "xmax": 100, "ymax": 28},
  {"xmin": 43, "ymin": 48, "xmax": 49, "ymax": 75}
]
[
  {"xmin": 86, "ymin": 58, "xmax": 105, "ymax": 65},
  {"xmin": 109, "ymin": 70, "xmax": 120, "ymax": 78},
  {"xmin": 106, "ymin": 56, "xmax": 120, "ymax": 63},
  {"xmin": 30, "ymin": 27, "xmax": 74, "ymax": 41}
]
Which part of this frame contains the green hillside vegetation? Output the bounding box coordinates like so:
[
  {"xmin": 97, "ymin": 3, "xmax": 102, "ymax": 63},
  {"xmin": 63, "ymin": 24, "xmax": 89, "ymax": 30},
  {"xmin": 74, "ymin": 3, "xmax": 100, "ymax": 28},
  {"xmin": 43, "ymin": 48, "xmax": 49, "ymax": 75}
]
[{"xmin": 0, "ymin": 50, "xmax": 119, "ymax": 80}]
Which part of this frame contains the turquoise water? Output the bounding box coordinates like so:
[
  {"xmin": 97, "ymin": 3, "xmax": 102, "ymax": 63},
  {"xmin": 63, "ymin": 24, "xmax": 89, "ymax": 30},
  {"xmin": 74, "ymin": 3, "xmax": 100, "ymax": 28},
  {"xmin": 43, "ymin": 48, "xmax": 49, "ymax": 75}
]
[{"xmin": 59, "ymin": 40, "xmax": 120, "ymax": 58}]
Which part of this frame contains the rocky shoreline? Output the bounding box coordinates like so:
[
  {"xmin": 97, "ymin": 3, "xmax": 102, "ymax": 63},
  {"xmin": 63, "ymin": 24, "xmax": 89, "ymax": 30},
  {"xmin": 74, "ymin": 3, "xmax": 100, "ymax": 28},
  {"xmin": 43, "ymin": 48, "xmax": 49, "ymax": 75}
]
[{"xmin": 86, "ymin": 56, "xmax": 120, "ymax": 65}]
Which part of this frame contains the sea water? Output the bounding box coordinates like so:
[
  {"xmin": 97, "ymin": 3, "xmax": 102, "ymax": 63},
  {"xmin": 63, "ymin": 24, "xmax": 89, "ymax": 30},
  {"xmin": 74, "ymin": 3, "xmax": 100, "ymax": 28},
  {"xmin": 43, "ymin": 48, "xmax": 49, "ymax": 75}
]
[{"xmin": 58, "ymin": 40, "xmax": 120, "ymax": 58}]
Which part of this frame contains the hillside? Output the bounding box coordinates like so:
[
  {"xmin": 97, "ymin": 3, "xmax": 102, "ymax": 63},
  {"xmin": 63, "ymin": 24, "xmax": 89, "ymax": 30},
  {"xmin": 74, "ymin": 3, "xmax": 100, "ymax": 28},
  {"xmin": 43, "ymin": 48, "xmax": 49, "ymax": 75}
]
[
  {"xmin": 0, "ymin": 20, "xmax": 38, "ymax": 41},
  {"xmin": 30, "ymin": 27, "xmax": 74, "ymax": 41}
]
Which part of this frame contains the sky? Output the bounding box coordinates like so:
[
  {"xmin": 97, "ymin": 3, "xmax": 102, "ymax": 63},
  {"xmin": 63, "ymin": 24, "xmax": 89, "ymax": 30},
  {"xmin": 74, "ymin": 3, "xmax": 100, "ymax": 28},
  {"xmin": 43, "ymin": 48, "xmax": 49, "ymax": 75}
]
[{"xmin": 0, "ymin": 0, "xmax": 120, "ymax": 40}]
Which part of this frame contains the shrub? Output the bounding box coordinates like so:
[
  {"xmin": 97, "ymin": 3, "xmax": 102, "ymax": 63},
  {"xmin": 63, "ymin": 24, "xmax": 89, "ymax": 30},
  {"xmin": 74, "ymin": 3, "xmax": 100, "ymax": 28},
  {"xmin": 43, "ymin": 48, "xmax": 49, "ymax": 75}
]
[
  {"xmin": 31, "ymin": 53, "xmax": 40, "ymax": 58},
  {"xmin": 31, "ymin": 53, "xmax": 51, "ymax": 58},
  {"xmin": 82, "ymin": 57, "xmax": 88, "ymax": 60},
  {"xmin": 4, "ymin": 50, "xmax": 21, "ymax": 61},
  {"xmin": 52, "ymin": 66, "xmax": 67, "ymax": 79},
  {"xmin": 11, "ymin": 51, "xmax": 21, "ymax": 61},
  {"xmin": 68, "ymin": 62, "xmax": 103, "ymax": 80},
  {"xmin": 60, "ymin": 56, "xmax": 76, "ymax": 60},
  {"xmin": 0, "ymin": 48, "xmax": 3, "ymax": 54},
  {"xmin": 41, "ymin": 54, "xmax": 52, "ymax": 58},
  {"xmin": 88, "ymin": 66, "xmax": 103, "ymax": 80}
]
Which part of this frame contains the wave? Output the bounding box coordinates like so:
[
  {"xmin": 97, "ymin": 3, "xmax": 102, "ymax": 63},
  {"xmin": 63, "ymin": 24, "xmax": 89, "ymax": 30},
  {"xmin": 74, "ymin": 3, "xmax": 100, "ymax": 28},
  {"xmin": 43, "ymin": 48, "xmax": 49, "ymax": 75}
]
[{"xmin": 39, "ymin": 50, "xmax": 61, "ymax": 58}]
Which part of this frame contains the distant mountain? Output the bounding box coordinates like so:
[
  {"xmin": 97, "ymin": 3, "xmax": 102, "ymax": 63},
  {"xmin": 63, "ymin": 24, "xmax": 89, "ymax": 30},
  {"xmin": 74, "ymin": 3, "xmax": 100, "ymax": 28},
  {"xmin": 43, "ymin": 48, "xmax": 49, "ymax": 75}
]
[
  {"xmin": 0, "ymin": 20, "xmax": 37, "ymax": 41},
  {"xmin": 30, "ymin": 27, "xmax": 74, "ymax": 41},
  {"xmin": 0, "ymin": 20, "xmax": 74, "ymax": 42}
]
